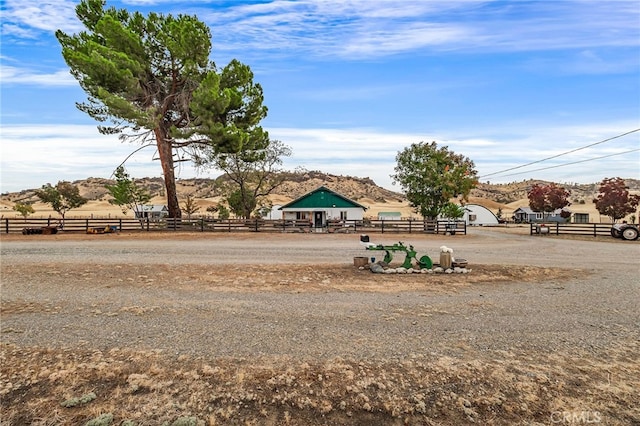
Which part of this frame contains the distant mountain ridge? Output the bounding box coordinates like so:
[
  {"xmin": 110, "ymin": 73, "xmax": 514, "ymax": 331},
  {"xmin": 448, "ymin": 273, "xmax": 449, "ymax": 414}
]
[{"xmin": 2, "ymin": 172, "xmax": 639, "ymax": 207}]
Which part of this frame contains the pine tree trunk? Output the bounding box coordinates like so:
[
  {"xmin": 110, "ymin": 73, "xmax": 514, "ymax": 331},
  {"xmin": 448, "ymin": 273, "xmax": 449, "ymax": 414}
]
[{"xmin": 155, "ymin": 129, "xmax": 182, "ymax": 219}]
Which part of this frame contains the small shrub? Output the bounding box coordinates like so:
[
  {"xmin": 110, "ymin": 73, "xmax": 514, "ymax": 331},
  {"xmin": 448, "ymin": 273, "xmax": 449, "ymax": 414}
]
[
  {"xmin": 85, "ymin": 413, "xmax": 113, "ymax": 426},
  {"xmin": 61, "ymin": 391, "xmax": 97, "ymax": 408},
  {"xmin": 171, "ymin": 417, "xmax": 199, "ymax": 426}
]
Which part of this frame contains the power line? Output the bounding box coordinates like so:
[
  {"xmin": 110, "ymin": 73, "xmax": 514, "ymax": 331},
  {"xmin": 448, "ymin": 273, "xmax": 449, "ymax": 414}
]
[
  {"xmin": 488, "ymin": 147, "xmax": 640, "ymax": 179},
  {"xmin": 479, "ymin": 128, "xmax": 640, "ymax": 179}
]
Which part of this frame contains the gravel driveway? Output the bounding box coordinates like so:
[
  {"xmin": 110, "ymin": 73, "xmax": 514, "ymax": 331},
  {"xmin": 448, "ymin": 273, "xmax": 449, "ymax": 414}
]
[{"xmin": 2, "ymin": 229, "xmax": 638, "ymax": 359}]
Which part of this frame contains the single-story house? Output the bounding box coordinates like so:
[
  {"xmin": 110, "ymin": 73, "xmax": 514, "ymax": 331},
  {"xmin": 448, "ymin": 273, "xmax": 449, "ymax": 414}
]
[
  {"xmin": 512, "ymin": 206, "xmax": 570, "ymax": 223},
  {"xmin": 279, "ymin": 186, "xmax": 367, "ymax": 228},
  {"xmin": 133, "ymin": 204, "xmax": 169, "ymax": 219},
  {"xmin": 462, "ymin": 204, "xmax": 500, "ymax": 226}
]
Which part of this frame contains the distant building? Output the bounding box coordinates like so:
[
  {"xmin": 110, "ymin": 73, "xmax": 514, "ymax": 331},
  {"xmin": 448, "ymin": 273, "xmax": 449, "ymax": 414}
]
[
  {"xmin": 133, "ymin": 204, "xmax": 169, "ymax": 219},
  {"xmin": 377, "ymin": 212, "xmax": 402, "ymax": 220},
  {"xmin": 512, "ymin": 206, "xmax": 570, "ymax": 223},
  {"xmin": 261, "ymin": 204, "xmax": 283, "ymax": 220},
  {"xmin": 461, "ymin": 204, "xmax": 500, "ymax": 226},
  {"xmin": 572, "ymin": 212, "xmax": 590, "ymax": 223}
]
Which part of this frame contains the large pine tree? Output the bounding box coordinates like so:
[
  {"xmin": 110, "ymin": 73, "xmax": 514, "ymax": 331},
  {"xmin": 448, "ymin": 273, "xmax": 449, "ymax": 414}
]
[{"xmin": 56, "ymin": 0, "xmax": 269, "ymax": 218}]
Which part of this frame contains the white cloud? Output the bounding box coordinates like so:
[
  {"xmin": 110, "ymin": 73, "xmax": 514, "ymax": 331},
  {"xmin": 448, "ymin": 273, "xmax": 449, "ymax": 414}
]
[
  {"xmin": 0, "ymin": 65, "xmax": 76, "ymax": 86},
  {"xmin": 2, "ymin": 0, "xmax": 82, "ymax": 35},
  {"xmin": 196, "ymin": 0, "xmax": 640, "ymax": 61},
  {"xmin": 2, "ymin": 122, "xmax": 638, "ymax": 194}
]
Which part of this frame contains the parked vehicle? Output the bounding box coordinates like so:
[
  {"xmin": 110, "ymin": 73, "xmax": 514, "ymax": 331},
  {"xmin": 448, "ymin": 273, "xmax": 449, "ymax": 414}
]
[{"xmin": 611, "ymin": 223, "xmax": 639, "ymax": 241}]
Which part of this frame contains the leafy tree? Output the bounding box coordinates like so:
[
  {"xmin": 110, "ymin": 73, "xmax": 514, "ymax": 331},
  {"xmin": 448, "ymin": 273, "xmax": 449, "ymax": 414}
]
[
  {"xmin": 210, "ymin": 140, "xmax": 291, "ymax": 219},
  {"xmin": 217, "ymin": 204, "xmax": 230, "ymax": 220},
  {"xmin": 440, "ymin": 202, "xmax": 465, "ymax": 220},
  {"xmin": 593, "ymin": 177, "xmax": 640, "ymax": 222},
  {"xmin": 35, "ymin": 181, "xmax": 88, "ymax": 225},
  {"xmin": 56, "ymin": 0, "xmax": 269, "ymax": 218},
  {"xmin": 13, "ymin": 202, "xmax": 35, "ymax": 221},
  {"xmin": 391, "ymin": 141, "xmax": 478, "ymax": 219},
  {"xmin": 181, "ymin": 195, "xmax": 200, "ymax": 220},
  {"xmin": 527, "ymin": 183, "xmax": 571, "ymax": 220},
  {"xmin": 226, "ymin": 189, "xmax": 255, "ymax": 219},
  {"xmin": 105, "ymin": 166, "xmax": 151, "ymax": 218}
]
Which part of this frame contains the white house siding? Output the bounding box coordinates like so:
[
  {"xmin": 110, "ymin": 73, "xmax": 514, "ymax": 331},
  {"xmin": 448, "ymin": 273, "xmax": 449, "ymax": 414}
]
[{"xmin": 282, "ymin": 207, "xmax": 364, "ymax": 222}]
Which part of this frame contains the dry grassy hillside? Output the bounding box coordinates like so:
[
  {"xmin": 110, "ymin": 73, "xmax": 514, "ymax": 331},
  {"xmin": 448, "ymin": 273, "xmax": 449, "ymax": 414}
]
[{"xmin": 1, "ymin": 173, "xmax": 638, "ymax": 221}]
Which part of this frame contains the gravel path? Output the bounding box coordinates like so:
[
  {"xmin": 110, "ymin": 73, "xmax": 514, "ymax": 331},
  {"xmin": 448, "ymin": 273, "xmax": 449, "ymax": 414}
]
[{"xmin": 1, "ymin": 229, "xmax": 639, "ymax": 361}]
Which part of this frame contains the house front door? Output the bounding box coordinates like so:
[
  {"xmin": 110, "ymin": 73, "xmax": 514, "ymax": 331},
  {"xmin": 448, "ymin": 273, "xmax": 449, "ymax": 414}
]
[{"xmin": 314, "ymin": 211, "xmax": 323, "ymax": 228}]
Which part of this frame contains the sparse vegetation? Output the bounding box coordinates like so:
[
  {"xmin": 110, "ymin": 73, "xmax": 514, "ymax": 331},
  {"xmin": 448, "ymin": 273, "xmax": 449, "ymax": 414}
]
[
  {"xmin": 34, "ymin": 181, "xmax": 87, "ymax": 225},
  {"xmin": 61, "ymin": 391, "xmax": 97, "ymax": 407},
  {"xmin": 12, "ymin": 202, "xmax": 34, "ymax": 220}
]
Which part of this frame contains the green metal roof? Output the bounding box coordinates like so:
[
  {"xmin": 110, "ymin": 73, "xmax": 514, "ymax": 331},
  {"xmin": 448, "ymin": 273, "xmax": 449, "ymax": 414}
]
[{"xmin": 280, "ymin": 186, "xmax": 367, "ymax": 210}]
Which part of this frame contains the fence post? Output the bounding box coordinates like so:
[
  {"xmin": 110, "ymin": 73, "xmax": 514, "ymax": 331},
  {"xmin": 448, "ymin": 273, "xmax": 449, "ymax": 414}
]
[
  {"xmin": 146, "ymin": 217, "xmax": 150, "ymax": 232},
  {"xmin": 381, "ymin": 220, "xmax": 385, "ymax": 234},
  {"xmin": 409, "ymin": 220, "xmax": 412, "ymax": 234},
  {"xmin": 594, "ymin": 223, "xmax": 597, "ymax": 237},
  {"xmin": 119, "ymin": 219, "xmax": 122, "ymax": 232},
  {"xmin": 86, "ymin": 219, "xmax": 89, "ymax": 232},
  {"xmin": 555, "ymin": 222, "xmax": 559, "ymax": 235}
]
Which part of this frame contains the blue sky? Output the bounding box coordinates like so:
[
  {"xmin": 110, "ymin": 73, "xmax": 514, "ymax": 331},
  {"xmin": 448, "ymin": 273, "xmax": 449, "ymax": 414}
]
[{"xmin": 1, "ymin": 0, "xmax": 639, "ymax": 194}]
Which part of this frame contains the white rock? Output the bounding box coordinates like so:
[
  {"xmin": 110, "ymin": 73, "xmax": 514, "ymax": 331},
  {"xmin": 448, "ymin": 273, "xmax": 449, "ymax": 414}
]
[
  {"xmin": 433, "ymin": 267, "xmax": 444, "ymax": 273},
  {"xmin": 445, "ymin": 268, "xmax": 453, "ymax": 274}
]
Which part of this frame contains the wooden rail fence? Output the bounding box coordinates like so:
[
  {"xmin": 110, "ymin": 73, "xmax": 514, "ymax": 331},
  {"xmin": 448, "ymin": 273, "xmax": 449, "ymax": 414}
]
[
  {"xmin": 1, "ymin": 218, "xmax": 466, "ymax": 235},
  {"xmin": 529, "ymin": 222, "xmax": 615, "ymax": 237}
]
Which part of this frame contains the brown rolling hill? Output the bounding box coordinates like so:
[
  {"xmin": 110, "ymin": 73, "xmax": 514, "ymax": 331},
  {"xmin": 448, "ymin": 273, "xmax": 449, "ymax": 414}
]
[{"xmin": 1, "ymin": 172, "xmax": 638, "ymax": 221}]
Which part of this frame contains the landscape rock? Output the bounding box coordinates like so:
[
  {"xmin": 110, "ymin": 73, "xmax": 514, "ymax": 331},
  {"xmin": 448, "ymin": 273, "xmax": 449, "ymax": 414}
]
[{"xmin": 370, "ymin": 264, "xmax": 384, "ymax": 274}]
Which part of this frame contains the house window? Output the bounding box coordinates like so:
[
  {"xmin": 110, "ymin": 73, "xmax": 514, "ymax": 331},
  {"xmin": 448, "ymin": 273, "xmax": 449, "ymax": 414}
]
[
  {"xmin": 574, "ymin": 213, "xmax": 589, "ymax": 224},
  {"xmin": 340, "ymin": 211, "xmax": 348, "ymax": 220},
  {"xmin": 536, "ymin": 213, "xmax": 543, "ymax": 220},
  {"xmin": 296, "ymin": 212, "xmax": 309, "ymax": 220}
]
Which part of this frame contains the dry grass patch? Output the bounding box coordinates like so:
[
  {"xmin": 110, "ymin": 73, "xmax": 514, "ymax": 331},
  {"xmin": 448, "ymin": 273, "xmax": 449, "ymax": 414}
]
[{"xmin": 2, "ymin": 341, "xmax": 638, "ymax": 425}]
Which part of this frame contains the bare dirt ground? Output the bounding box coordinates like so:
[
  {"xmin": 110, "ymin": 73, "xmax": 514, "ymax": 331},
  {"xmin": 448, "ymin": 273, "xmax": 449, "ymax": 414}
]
[{"xmin": 1, "ymin": 229, "xmax": 639, "ymax": 425}]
